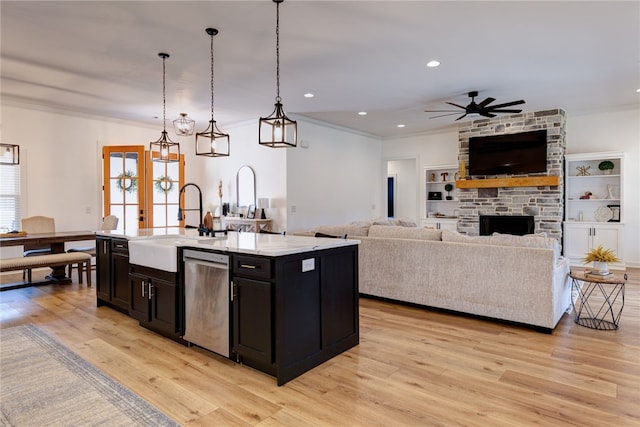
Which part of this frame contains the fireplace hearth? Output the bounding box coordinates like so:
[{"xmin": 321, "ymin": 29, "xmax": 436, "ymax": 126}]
[{"xmin": 479, "ymin": 215, "xmax": 535, "ymax": 236}]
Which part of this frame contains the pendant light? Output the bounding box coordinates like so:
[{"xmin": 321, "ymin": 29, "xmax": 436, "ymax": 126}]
[
  {"xmin": 173, "ymin": 113, "xmax": 195, "ymax": 136},
  {"xmin": 0, "ymin": 143, "xmax": 19, "ymax": 165},
  {"xmin": 196, "ymin": 28, "xmax": 230, "ymax": 157},
  {"xmin": 259, "ymin": 0, "xmax": 297, "ymax": 148},
  {"xmin": 150, "ymin": 53, "xmax": 180, "ymax": 163}
]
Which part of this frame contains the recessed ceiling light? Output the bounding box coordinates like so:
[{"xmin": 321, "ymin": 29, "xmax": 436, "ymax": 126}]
[
  {"xmin": 426, "ymin": 60, "xmax": 440, "ymax": 68},
  {"xmin": 358, "ymin": 111, "xmax": 367, "ymax": 116},
  {"xmin": 397, "ymin": 124, "xmax": 405, "ymax": 128},
  {"xmin": 636, "ymin": 88, "xmax": 640, "ymax": 93},
  {"xmin": 304, "ymin": 92, "xmax": 314, "ymax": 98}
]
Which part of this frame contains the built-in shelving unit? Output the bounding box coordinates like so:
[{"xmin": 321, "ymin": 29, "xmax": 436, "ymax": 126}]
[
  {"xmin": 564, "ymin": 152, "xmax": 624, "ymax": 267},
  {"xmin": 424, "ymin": 164, "xmax": 458, "ymax": 231}
]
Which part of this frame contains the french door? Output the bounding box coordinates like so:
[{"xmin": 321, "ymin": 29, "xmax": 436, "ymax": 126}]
[{"xmin": 103, "ymin": 146, "xmax": 184, "ymax": 230}]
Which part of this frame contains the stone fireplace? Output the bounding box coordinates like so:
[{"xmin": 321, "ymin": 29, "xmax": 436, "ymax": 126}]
[{"xmin": 457, "ymin": 109, "xmax": 566, "ymax": 240}]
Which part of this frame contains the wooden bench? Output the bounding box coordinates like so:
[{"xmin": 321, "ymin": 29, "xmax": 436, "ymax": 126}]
[{"xmin": 0, "ymin": 252, "xmax": 92, "ymax": 285}]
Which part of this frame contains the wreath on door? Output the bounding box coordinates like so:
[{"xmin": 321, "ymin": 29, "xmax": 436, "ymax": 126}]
[
  {"xmin": 116, "ymin": 171, "xmax": 138, "ymax": 194},
  {"xmin": 154, "ymin": 175, "xmax": 175, "ymax": 193}
]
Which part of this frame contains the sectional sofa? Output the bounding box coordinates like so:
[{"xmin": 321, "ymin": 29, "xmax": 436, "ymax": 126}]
[{"xmin": 299, "ymin": 221, "xmax": 572, "ymax": 332}]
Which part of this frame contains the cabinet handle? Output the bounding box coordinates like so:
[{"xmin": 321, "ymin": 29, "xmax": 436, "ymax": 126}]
[
  {"xmin": 103, "ymin": 241, "xmax": 108, "ymax": 253},
  {"xmin": 240, "ymin": 264, "xmax": 257, "ymax": 269},
  {"xmin": 230, "ymin": 281, "xmax": 235, "ymax": 301},
  {"xmin": 148, "ymin": 282, "xmax": 154, "ymax": 299},
  {"xmin": 592, "ymin": 227, "xmax": 596, "ymax": 237},
  {"xmin": 141, "ymin": 280, "xmax": 146, "ymax": 297}
]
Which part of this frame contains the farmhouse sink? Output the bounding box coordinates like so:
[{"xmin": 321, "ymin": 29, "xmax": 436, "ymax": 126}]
[{"xmin": 128, "ymin": 237, "xmax": 199, "ymax": 272}]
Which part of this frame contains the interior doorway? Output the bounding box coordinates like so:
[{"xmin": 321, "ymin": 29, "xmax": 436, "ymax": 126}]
[
  {"xmin": 387, "ymin": 175, "xmax": 396, "ymax": 218},
  {"xmin": 384, "ymin": 158, "xmax": 418, "ymax": 223}
]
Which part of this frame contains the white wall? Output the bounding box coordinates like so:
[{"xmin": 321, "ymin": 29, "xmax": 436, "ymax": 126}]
[
  {"xmin": 0, "ymin": 104, "xmax": 381, "ymax": 236},
  {"xmin": 286, "ymin": 120, "xmax": 382, "ymax": 232},
  {"xmin": 382, "ymin": 108, "xmax": 640, "ymax": 267},
  {"xmin": 1, "ymin": 104, "xmax": 159, "ymax": 232}
]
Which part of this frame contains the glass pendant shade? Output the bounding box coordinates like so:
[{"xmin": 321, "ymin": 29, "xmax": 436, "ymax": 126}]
[
  {"xmin": 196, "ymin": 27, "xmax": 230, "ymax": 157},
  {"xmin": 259, "ymin": 0, "xmax": 297, "ymax": 148},
  {"xmin": 150, "ymin": 53, "xmax": 180, "ymax": 163},
  {"xmin": 0, "ymin": 143, "xmax": 20, "ymax": 165},
  {"xmin": 173, "ymin": 113, "xmax": 195, "ymax": 136}
]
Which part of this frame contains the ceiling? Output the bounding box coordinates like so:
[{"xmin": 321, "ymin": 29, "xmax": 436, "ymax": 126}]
[{"xmin": 2, "ymin": 1, "xmax": 639, "ymax": 139}]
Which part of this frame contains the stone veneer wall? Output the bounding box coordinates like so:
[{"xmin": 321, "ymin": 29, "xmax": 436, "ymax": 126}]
[{"xmin": 457, "ymin": 109, "xmax": 566, "ymax": 240}]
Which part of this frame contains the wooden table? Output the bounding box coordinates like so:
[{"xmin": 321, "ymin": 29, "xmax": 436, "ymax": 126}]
[{"xmin": 1, "ymin": 231, "xmax": 95, "ymax": 287}]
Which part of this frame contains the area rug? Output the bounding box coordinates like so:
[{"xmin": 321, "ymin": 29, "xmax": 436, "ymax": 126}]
[{"xmin": 0, "ymin": 324, "xmax": 179, "ymax": 426}]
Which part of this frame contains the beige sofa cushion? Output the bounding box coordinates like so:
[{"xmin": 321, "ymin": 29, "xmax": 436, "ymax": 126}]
[
  {"xmin": 441, "ymin": 230, "xmax": 493, "ymax": 244},
  {"xmin": 441, "ymin": 230, "xmax": 561, "ymax": 262},
  {"xmin": 368, "ymin": 225, "xmax": 442, "ymax": 241},
  {"xmin": 314, "ymin": 223, "xmax": 371, "ymax": 237}
]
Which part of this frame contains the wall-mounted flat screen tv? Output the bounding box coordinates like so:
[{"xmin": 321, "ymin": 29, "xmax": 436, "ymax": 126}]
[{"xmin": 468, "ymin": 129, "xmax": 547, "ymax": 175}]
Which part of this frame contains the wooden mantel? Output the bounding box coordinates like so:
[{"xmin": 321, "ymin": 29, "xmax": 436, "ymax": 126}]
[{"xmin": 455, "ymin": 176, "xmax": 560, "ymax": 189}]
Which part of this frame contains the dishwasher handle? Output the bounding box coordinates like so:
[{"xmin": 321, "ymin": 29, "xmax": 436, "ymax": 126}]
[{"xmin": 184, "ymin": 257, "xmax": 228, "ymax": 270}]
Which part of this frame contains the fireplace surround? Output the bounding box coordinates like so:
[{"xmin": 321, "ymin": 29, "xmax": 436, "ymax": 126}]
[{"xmin": 456, "ymin": 109, "xmax": 566, "ymax": 239}]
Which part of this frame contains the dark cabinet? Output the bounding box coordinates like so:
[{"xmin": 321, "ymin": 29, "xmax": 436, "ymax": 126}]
[
  {"xmin": 95, "ymin": 237, "xmax": 110, "ymax": 302},
  {"xmin": 233, "ymin": 276, "xmax": 273, "ymax": 372},
  {"xmin": 129, "ymin": 264, "xmax": 181, "ymax": 339},
  {"xmin": 95, "ymin": 237, "xmax": 130, "ymax": 312},
  {"xmin": 232, "ymin": 245, "xmax": 359, "ymax": 385}
]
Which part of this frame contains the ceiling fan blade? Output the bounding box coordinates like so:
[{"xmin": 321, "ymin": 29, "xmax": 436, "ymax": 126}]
[
  {"xmin": 486, "ymin": 100, "xmax": 525, "ymax": 109},
  {"xmin": 429, "ymin": 112, "xmax": 464, "ymax": 119},
  {"xmin": 490, "ymin": 109, "xmax": 523, "ymax": 114},
  {"xmin": 477, "ymin": 97, "xmax": 496, "ymax": 108},
  {"xmin": 424, "ymin": 109, "xmax": 463, "ymax": 113},
  {"xmin": 445, "ymin": 102, "xmax": 467, "ymax": 109},
  {"xmin": 454, "ymin": 113, "xmax": 468, "ymax": 121}
]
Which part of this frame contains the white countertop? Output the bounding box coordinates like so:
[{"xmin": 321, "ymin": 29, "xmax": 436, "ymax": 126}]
[{"xmin": 99, "ymin": 229, "xmax": 359, "ymax": 271}]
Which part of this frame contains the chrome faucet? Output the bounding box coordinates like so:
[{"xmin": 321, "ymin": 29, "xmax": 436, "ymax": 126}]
[{"xmin": 177, "ymin": 182, "xmax": 206, "ymax": 236}]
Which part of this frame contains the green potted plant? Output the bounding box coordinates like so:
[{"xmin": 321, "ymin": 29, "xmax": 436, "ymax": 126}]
[
  {"xmin": 444, "ymin": 183, "xmax": 454, "ymax": 200},
  {"xmin": 598, "ymin": 160, "xmax": 614, "ymax": 175},
  {"xmin": 583, "ymin": 245, "xmax": 620, "ymax": 274}
]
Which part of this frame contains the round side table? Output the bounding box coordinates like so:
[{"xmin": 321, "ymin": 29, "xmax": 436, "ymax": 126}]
[{"xmin": 569, "ymin": 270, "xmax": 627, "ymax": 330}]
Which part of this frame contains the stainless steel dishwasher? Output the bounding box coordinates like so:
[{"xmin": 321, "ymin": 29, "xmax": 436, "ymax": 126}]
[{"xmin": 182, "ymin": 249, "xmax": 230, "ymax": 357}]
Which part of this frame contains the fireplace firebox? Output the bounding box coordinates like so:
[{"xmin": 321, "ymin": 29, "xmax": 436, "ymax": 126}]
[{"xmin": 479, "ymin": 215, "xmax": 534, "ymax": 236}]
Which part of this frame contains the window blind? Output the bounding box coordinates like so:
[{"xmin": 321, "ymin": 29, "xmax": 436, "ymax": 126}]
[{"xmin": 0, "ymin": 164, "xmax": 21, "ymax": 231}]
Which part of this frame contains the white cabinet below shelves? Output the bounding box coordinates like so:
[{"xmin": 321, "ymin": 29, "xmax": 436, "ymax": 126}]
[
  {"xmin": 563, "ymin": 222, "xmax": 624, "ymax": 267},
  {"xmin": 421, "ymin": 218, "xmax": 458, "ymax": 232}
]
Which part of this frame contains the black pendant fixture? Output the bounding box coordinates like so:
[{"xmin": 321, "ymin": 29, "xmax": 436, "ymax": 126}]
[
  {"xmin": 150, "ymin": 53, "xmax": 180, "ymax": 163},
  {"xmin": 0, "ymin": 143, "xmax": 19, "ymax": 165},
  {"xmin": 196, "ymin": 28, "xmax": 230, "ymax": 157},
  {"xmin": 259, "ymin": 0, "xmax": 297, "ymax": 148}
]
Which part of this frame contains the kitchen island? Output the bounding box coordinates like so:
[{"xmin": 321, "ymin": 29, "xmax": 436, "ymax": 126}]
[{"xmin": 96, "ymin": 229, "xmax": 359, "ymax": 385}]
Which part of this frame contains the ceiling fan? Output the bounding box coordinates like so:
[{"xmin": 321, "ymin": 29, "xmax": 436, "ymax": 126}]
[{"xmin": 425, "ymin": 91, "xmax": 525, "ymax": 121}]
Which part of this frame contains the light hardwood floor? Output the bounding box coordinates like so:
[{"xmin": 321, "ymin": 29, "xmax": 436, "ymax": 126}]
[{"xmin": 1, "ymin": 268, "xmax": 639, "ymax": 426}]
